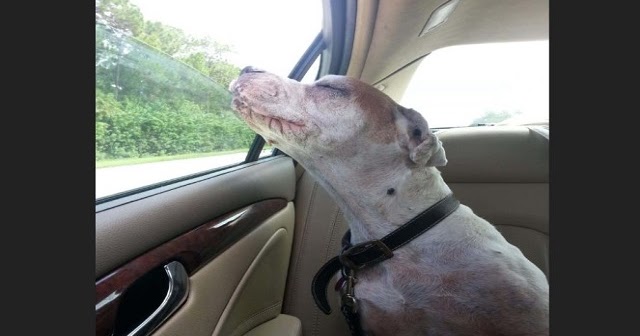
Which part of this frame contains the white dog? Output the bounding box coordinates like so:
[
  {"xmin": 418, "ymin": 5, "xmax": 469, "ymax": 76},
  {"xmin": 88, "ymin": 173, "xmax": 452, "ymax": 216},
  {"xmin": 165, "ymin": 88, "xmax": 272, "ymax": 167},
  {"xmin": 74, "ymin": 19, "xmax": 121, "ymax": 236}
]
[{"xmin": 230, "ymin": 67, "xmax": 549, "ymax": 336}]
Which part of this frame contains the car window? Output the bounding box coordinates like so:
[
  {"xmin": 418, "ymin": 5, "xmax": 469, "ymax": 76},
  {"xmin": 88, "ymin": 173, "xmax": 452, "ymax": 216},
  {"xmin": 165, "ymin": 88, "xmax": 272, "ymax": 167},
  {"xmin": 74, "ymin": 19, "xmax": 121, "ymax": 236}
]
[
  {"xmin": 401, "ymin": 40, "xmax": 549, "ymax": 128},
  {"xmin": 95, "ymin": 0, "xmax": 321, "ymax": 199}
]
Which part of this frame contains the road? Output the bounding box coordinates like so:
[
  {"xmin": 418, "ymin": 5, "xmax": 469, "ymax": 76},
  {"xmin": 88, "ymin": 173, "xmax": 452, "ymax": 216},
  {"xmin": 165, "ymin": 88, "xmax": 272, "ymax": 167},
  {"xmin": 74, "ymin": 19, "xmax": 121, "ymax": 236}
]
[{"xmin": 96, "ymin": 152, "xmax": 252, "ymax": 198}]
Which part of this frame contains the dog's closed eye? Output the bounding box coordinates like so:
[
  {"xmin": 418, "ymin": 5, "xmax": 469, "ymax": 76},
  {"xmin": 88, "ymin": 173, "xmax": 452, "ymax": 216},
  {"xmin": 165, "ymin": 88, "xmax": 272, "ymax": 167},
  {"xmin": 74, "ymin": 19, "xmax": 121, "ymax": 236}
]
[
  {"xmin": 315, "ymin": 83, "xmax": 347, "ymax": 94},
  {"xmin": 317, "ymin": 83, "xmax": 338, "ymax": 90},
  {"xmin": 316, "ymin": 83, "xmax": 335, "ymax": 89}
]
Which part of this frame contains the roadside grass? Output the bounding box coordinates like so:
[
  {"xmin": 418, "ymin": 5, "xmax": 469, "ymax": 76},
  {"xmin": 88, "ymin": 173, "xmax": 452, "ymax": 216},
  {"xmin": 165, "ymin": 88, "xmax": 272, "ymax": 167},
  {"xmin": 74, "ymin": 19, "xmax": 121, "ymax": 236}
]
[{"xmin": 96, "ymin": 149, "xmax": 250, "ymax": 168}]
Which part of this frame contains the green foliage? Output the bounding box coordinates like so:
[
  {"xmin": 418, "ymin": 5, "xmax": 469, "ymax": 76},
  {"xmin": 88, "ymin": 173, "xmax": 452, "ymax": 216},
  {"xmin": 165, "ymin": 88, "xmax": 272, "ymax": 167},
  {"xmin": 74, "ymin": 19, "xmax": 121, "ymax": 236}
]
[
  {"xmin": 139, "ymin": 21, "xmax": 188, "ymax": 56},
  {"xmin": 96, "ymin": 0, "xmax": 144, "ymax": 36},
  {"xmin": 95, "ymin": 91, "xmax": 255, "ymax": 159},
  {"xmin": 95, "ymin": 0, "xmax": 255, "ymax": 160}
]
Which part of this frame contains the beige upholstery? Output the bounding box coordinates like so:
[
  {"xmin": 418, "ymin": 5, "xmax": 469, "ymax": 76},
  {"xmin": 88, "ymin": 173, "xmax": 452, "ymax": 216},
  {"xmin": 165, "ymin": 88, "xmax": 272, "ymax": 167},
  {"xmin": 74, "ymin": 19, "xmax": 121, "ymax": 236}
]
[
  {"xmin": 437, "ymin": 126, "xmax": 549, "ymax": 277},
  {"xmin": 281, "ymin": 125, "xmax": 548, "ymax": 336},
  {"xmin": 282, "ymin": 167, "xmax": 351, "ymax": 335},
  {"xmin": 244, "ymin": 314, "xmax": 302, "ymax": 336},
  {"xmin": 152, "ymin": 204, "xmax": 295, "ymax": 336},
  {"xmin": 436, "ymin": 126, "xmax": 548, "ymax": 183},
  {"xmin": 96, "ymin": 156, "xmax": 296, "ymax": 278},
  {"xmin": 347, "ymin": 0, "xmax": 548, "ymax": 84}
]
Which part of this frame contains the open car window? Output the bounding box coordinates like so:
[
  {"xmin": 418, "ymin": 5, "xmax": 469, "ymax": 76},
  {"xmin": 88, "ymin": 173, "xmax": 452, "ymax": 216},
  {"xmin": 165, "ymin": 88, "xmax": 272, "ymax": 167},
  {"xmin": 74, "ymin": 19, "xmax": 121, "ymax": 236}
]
[{"xmin": 95, "ymin": 0, "xmax": 321, "ymax": 200}]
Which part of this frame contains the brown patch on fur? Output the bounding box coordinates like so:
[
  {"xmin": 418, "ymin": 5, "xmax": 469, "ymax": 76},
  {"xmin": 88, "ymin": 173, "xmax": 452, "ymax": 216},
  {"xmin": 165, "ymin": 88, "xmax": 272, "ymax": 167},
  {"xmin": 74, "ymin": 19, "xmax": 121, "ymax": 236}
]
[
  {"xmin": 360, "ymin": 301, "xmax": 427, "ymax": 336},
  {"xmin": 351, "ymin": 80, "xmax": 398, "ymax": 144},
  {"xmin": 361, "ymin": 263, "xmax": 517, "ymax": 335},
  {"xmin": 440, "ymin": 273, "xmax": 461, "ymax": 292}
]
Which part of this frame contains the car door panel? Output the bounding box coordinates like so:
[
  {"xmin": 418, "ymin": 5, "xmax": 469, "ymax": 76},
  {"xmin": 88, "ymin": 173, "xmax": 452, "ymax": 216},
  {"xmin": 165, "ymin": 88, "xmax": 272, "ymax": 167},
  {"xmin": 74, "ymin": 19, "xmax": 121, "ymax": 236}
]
[
  {"xmin": 154, "ymin": 204, "xmax": 294, "ymax": 336},
  {"xmin": 96, "ymin": 156, "xmax": 297, "ymax": 336},
  {"xmin": 96, "ymin": 156, "xmax": 295, "ymax": 278}
]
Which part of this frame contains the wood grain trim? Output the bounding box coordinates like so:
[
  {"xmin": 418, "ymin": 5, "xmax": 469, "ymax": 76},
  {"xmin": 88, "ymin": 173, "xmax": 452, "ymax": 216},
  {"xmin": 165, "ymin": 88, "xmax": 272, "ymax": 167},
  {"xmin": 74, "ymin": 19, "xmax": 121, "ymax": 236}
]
[{"xmin": 95, "ymin": 198, "xmax": 287, "ymax": 336}]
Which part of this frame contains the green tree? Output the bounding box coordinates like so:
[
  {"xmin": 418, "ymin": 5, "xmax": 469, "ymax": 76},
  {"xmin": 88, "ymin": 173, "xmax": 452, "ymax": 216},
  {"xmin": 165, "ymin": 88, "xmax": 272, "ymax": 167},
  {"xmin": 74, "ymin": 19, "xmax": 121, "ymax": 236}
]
[
  {"xmin": 96, "ymin": 0, "xmax": 144, "ymax": 36},
  {"xmin": 95, "ymin": 0, "xmax": 253, "ymax": 160},
  {"xmin": 96, "ymin": 0, "xmax": 240, "ymax": 100},
  {"xmin": 139, "ymin": 21, "xmax": 188, "ymax": 56}
]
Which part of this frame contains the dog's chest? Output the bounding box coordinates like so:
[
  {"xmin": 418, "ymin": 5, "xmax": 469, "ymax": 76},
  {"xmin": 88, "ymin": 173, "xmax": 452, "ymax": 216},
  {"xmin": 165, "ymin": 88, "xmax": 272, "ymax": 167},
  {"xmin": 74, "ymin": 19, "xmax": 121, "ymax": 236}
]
[
  {"xmin": 355, "ymin": 278, "xmax": 486, "ymax": 336},
  {"xmin": 349, "ymin": 250, "xmax": 502, "ymax": 335},
  {"xmin": 351, "ymin": 255, "xmax": 547, "ymax": 336}
]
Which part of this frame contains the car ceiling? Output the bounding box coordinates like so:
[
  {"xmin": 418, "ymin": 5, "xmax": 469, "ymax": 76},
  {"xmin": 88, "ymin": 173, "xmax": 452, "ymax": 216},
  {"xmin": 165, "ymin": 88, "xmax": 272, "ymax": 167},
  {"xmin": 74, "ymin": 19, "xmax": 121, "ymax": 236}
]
[{"xmin": 345, "ymin": 0, "xmax": 549, "ymax": 87}]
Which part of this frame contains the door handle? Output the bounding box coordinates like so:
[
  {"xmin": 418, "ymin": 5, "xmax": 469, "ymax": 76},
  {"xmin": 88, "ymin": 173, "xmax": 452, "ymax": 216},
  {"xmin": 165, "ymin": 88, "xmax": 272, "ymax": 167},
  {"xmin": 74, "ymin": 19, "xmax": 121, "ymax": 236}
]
[{"xmin": 127, "ymin": 261, "xmax": 190, "ymax": 336}]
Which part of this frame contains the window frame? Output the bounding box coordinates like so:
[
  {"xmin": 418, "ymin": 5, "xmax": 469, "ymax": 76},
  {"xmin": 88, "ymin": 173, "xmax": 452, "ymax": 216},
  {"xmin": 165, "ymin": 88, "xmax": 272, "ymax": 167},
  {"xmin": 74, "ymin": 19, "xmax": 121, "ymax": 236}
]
[
  {"xmin": 95, "ymin": 32, "xmax": 322, "ymax": 204},
  {"xmin": 95, "ymin": 0, "xmax": 357, "ymax": 204}
]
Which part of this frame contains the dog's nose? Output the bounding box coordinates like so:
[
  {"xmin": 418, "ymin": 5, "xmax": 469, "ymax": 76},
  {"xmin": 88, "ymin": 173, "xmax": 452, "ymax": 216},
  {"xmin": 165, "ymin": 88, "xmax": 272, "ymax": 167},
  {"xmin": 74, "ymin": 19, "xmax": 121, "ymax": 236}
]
[{"xmin": 240, "ymin": 66, "xmax": 265, "ymax": 75}]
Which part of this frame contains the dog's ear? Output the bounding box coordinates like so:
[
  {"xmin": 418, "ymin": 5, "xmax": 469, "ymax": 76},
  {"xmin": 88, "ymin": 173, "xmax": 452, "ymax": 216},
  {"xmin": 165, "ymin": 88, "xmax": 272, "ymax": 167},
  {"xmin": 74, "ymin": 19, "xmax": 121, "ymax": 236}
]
[
  {"xmin": 397, "ymin": 107, "xmax": 448, "ymax": 167},
  {"xmin": 411, "ymin": 135, "xmax": 447, "ymax": 167}
]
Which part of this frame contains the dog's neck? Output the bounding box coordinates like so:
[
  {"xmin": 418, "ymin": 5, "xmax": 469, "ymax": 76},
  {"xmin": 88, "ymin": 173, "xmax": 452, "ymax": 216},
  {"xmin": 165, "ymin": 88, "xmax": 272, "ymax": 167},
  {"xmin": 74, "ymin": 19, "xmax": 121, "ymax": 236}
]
[{"xmin": 304, "ymin": 158, "xmax": 452, "ymax": 244}]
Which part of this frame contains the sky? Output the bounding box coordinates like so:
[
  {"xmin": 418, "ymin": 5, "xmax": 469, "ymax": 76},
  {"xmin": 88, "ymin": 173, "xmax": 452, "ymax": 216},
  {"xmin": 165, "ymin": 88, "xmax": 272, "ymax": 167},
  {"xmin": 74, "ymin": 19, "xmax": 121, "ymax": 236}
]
[
  {"xmin": 130, "ymin": 0, "xmax": 323, "ymax": 77},
  {"xmin": 129, "ymin": 0, "xmax": 548, "ymax": 128},
  {"xmin": 401, "ymin": 41, "xmax": 549, "ymax": 127}
]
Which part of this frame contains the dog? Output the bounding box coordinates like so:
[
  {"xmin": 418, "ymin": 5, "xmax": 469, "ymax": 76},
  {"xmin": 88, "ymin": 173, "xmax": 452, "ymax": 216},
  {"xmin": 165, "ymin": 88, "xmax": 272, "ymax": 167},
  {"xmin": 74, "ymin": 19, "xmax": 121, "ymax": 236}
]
[{"xmin": 230, "ymin": 66, "xmax": 549, "ymax": 335}]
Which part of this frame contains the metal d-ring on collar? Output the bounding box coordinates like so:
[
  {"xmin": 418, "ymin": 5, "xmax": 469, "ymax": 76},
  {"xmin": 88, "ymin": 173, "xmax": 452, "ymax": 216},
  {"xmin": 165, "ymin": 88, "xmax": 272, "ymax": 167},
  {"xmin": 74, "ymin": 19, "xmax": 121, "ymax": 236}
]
[{"xmin": 311, "ymin": 194, "xmax": 460, "ymax": 335}]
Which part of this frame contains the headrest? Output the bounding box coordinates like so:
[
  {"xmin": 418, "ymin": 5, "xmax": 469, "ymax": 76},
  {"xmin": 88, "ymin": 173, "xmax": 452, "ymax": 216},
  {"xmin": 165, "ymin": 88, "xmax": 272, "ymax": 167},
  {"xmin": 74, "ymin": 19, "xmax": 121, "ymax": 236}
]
[{"xmin": 436, "ymin": 126, "xmax": 548, "ymax": 183}]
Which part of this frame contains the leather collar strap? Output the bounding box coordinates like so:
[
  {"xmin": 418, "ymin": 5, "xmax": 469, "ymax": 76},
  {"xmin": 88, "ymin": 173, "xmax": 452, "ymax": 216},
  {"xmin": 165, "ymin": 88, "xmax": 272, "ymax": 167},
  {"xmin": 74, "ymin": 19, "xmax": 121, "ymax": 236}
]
[{"xmin": 311, "ymin": 193, "xmax": 460, "ymax": 314}]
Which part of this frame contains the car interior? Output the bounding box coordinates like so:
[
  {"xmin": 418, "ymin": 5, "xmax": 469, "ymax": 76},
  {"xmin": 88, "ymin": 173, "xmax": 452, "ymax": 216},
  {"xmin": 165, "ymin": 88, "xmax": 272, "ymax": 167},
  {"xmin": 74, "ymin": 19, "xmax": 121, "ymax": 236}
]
[{"xmin": 95, "ymin": 0, "xmax": 549, "ymax": 335}]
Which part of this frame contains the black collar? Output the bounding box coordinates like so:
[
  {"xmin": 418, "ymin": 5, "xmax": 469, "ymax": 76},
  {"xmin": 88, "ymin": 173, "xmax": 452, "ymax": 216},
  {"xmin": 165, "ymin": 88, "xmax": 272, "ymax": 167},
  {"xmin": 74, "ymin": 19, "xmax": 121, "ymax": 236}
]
[{"xmin": 311, "ymin": 193, "xmax": 460, "ymax": 315}]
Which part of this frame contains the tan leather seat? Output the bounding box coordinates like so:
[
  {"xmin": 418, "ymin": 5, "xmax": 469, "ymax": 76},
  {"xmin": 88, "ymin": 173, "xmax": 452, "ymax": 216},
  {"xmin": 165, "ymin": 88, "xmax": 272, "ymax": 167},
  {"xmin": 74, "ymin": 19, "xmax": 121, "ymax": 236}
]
[
  {"xmin": 437, "ymin": 126, "xmax": 549, "ymax": 277},
  {"xmin": 281, "ymin": 125, "xmax": 549, "ymax": 336},
  {"xmin": 282, "ymin": 164, "xmax": 351, "ymax": 336}
]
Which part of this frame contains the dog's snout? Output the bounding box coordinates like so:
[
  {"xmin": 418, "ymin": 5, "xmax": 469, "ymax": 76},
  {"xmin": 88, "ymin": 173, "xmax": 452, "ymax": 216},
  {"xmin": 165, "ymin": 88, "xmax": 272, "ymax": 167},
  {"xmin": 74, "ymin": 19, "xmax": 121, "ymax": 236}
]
[{"xmin": 240, "ymin": 66, "xmax": 265, "ymax": 75}]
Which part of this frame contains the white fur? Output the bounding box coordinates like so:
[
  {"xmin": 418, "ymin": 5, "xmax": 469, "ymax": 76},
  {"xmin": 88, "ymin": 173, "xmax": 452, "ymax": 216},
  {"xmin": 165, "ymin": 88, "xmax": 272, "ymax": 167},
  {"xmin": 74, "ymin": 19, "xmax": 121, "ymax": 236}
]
[{"xmin": 230, "ymin": 71, "xmax": 549, "ymax": 335}]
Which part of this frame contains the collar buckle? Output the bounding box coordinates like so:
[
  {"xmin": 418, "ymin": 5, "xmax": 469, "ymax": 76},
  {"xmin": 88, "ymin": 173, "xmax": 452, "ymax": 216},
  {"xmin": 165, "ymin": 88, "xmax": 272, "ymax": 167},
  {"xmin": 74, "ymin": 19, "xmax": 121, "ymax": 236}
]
[{"xmin": 339, "ymin": 239, "xmax": 394, "ymax": 270}]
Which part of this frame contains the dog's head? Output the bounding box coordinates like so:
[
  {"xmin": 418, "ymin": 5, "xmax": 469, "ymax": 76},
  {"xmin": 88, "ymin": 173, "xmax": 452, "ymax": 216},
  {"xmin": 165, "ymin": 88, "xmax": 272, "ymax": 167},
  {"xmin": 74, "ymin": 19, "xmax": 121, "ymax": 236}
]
[{"xmin": 229, "ymin": 67, "xmax": 446, "ymax": 168}]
